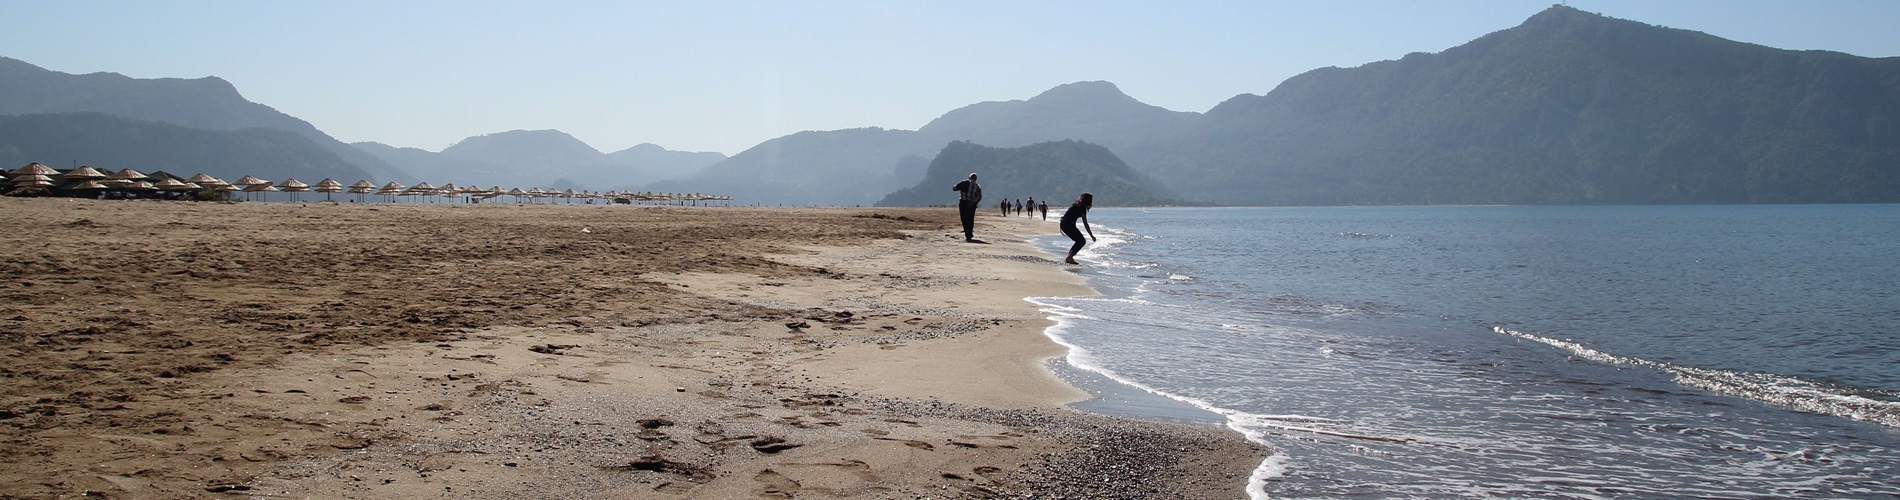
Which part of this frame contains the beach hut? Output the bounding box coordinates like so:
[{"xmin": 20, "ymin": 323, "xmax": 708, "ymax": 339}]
[{"xmin": 313, "ymin": 178, "xmax": 343, "ymax": 201}]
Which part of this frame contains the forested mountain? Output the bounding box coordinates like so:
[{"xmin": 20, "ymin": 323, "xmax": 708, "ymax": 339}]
[
  {"xmin": 1175, "ymin": 6, "xmax": 1900, "ymax": 205},
  {"xmin": 357, "ymin": 130, "xmax": 725, "ymax": 190},
  {"xmin": 0, "ymin": 57, "xmax": 413, "ymax": 183},
  {"xmin": 0, "ymin": 113, "xmax": 374, "ymax": 183},
  {"xmin": 876, "ymin": 140, "xmax": 1177, "ymax": 208}
]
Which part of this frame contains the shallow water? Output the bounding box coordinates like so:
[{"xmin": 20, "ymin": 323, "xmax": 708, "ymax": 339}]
[{"xmin": 1034, "ymin": 205, "xmax": 1900, "ymax": 499}]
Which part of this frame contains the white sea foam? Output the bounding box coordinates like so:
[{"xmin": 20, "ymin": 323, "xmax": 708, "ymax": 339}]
[
  {"xmin": 1029, "ymin": 295, "xmax": 1284, "ymax": 499},
  {"xmin": 1495, "ymin": 326, "xmax": 1900, "ymax": 429}
]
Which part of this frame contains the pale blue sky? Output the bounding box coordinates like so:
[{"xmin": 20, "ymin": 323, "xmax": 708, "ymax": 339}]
[{"xmin": 4, "ymin": 1, "xmax": 1897, "ymax": 155}]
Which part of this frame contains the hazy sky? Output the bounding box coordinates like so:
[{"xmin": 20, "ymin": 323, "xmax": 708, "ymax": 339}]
[{"xmin": 5, "ymin": 1, "xmax": 1898, "ymax": 155}]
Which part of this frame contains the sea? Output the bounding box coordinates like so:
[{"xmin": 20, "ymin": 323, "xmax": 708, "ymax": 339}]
[{"xmin": 1027, "ymin": 205, "xmax": 1900, "ymax": 499}]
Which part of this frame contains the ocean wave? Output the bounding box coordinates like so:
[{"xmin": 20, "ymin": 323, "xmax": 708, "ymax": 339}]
[{"xmin": 1495, "ymin": 327, "xmax": 1900, "ymax": 429}]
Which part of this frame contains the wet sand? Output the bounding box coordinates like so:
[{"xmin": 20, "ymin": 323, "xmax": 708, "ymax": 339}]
[{"xmin": 0, "ymin": 197, "xmax": 1264, "ymax": 499}]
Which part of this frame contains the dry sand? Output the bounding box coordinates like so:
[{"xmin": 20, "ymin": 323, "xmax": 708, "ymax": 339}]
[{"xmin": 0, "ymin": 197, "xmax": 1265, "ymax": 499}]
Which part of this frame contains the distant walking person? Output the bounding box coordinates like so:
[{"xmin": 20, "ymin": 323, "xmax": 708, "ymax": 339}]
[
  {"xmin": 1015, "ymin": 199, "xmax": 1024, "ymax": 217},
  {"xmin": 1000, "ymin": 199, "xmax": 1009, "ymax": 217},
  {"xmin": 953, "ymin": 173, "xmax": 983, "ymax": 242},
  {"xmin": 1025, "ymin": 197, "xmax": 1035, "ymax": 217},
  {"xmin": 1039, "ymin": 200, "xmax": 1048, "ymax": 220},
  {"xmin": 1060, "ymin": 193, "xmax": 1095, "ymax": 265}
]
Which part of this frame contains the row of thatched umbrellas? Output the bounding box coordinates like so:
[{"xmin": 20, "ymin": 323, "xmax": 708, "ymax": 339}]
[{"xmin": 3, "ymin": 163, "xmax": 732, "ymax": 205}]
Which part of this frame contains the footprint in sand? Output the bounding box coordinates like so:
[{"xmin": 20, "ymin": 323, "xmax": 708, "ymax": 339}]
[
  {"xmin": 873, "ymin": 437, "xmax": 935, "ymax": 451},
  {"xmin": 753, "ymin": 469, "xmax": 800, "ymax": 498}
]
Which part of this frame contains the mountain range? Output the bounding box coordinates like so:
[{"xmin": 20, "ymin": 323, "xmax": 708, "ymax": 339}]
[
  {"xmin": 1169, "ymin": 6, "xmax": 1900, "ymax": 205},
  {"xmin": 353, "ymin": 130, "xmax": 726, "ymax": 191},
  {"xmin": 647, "ymin": 81, "xmax": 1195, "ymax": 206},
  {"xmin": 5, "ymin": 5, "xmax": 1898, "ymax": 205},
  {"xmin": 0, "ymin": 56, "xmax": 412, "ymax": 184}
]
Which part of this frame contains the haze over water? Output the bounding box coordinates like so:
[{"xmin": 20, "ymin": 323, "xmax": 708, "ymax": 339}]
[{"xmin": 1034, "ymin": 205, "xmax": 1900, "ymax": 498}]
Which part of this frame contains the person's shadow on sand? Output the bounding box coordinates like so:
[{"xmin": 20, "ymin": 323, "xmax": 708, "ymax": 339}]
[{"xmin": 964, "ymin": 238, "xmax": 990, "ymax": 244}]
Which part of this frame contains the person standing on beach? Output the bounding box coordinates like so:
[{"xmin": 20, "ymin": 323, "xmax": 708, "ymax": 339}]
[
  {"xmin": 953, "ymin": 173, "xmax": 983, "ymax": 241},
  {"xmin": 1060, "ymin": 192, "xmax": 1096, "ymax": 265},
  {"xmin": 1026, "ymin": 197, "xmax": 1035, "ymax": 217},
  {"xmin": 1000, "ymin": 199, "xmax": 1009, "ymax": 217},
  {"xmin": 1039, "ymin": 200, "xmax": 1048, "ymax": 220}
]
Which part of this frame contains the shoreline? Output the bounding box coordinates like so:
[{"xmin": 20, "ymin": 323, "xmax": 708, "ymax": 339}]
[{"xmin": 0, "ymin": 199, "xmax": 1264, "ymax": 498}]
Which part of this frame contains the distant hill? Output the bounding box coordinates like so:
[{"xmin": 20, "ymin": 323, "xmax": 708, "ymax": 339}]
[
  {"xmin": 658, "ymin": 82, "xmax": 1194, "ymax": 206},
  {"xmin": 356, "ymin": 129, "xmax": 726, "ymax": 190},
  {"xmin": 647, "ymin": 127, "xmax": 941, "ymax": 206},
  {"xmin": 1174, "ymin": 6, "xmax": 1900, "ymax": 205},
  {"xmin": 0, "ymin": 56, "xmax": 413, "ymax": 183},
  {"xmin": 876, "ymin": 140, "xmax": 1177, "ymax": 207},
  {"xmin": 0, "ymin": 113, "xmax": 375, "ymax": 183}
]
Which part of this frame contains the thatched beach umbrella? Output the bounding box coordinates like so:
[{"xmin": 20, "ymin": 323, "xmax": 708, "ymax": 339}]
[
  {"xmin": 151, "ymin": 178, "xmax": 189, "ymax": 198},
  {"xmin": 408, "ymin": 182, "xmax": 437, "ymax": 203},
  {"xmin": 346, "ymin": 180, "xmax": 374, "ymax": 202},
  {"xmin": 12, "ymin": 163, "xmax": 58, "ymax": 176},
  {"xmin": 232, "ymin": 175, "xmax": 264, "ymax": 189},
  {"xmin": 242, "ymin": 181, "xmax": 278, "ymax": 202},
  {"xmin": 105, "ymin": 168, "xmax": 150, "ymax": 196},
  {"xmin": 62, "ymin": 166, "xmax": 108, "ymax": 181},
  {"xmin": 279, "ymin": 178, "xmax": 310, "ymax": 202},
  {"xmin": 376, "ymin": 182, "xmax": 405, "ymax": 203},
  {"xmin": 312, "ymin": 178, "xmax": 342, "ymax": 201}
]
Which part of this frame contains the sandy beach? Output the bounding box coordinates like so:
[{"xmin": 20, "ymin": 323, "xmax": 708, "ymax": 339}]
[{"xmin": 0, "ymin": 198, "xmax": 1263, "ymax": 499}]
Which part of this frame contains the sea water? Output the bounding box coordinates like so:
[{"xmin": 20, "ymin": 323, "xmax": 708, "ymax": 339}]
[{"xmin": 1029, "ymin": 205, "xmax": 1900, "ymax": 499}]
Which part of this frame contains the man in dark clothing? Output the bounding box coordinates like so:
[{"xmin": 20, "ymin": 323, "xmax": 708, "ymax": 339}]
[{"xmin": 952, "ymin": 173, "xmax": 982, "ymax": 241}]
